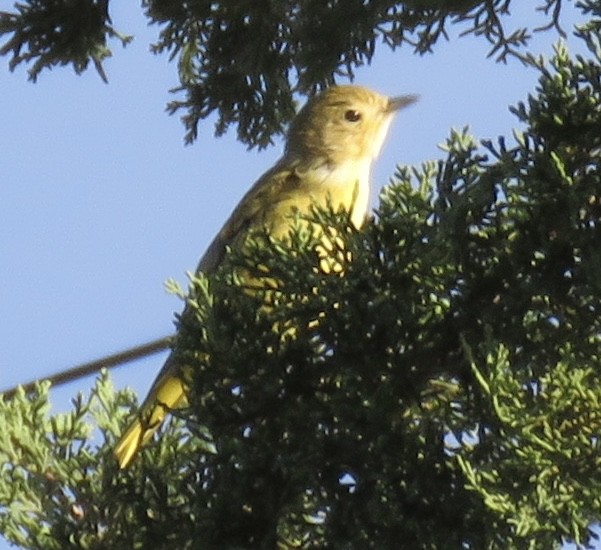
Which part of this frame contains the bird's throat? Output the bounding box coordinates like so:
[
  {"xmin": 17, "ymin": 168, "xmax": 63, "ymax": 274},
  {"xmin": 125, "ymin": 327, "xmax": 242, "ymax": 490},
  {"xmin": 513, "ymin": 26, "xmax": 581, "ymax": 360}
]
[{"xmin": 309, "ymin": 157, "xmax": 372, "ymax": 229}]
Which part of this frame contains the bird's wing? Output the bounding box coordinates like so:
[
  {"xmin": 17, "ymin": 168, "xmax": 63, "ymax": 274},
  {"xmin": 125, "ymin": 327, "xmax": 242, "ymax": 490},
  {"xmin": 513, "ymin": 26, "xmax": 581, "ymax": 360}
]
[
  {"xmin": 114, "ymin": 161, "xmax": 303, "ymax": 468},
  {"xmin": 197, "ymin": 160, "xmax": 302, "ymax": 274}
]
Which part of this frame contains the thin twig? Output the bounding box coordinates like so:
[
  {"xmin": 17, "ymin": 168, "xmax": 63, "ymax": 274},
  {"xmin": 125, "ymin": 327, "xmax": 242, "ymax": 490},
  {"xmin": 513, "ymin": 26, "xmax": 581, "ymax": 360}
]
[{"xmin": 0, "ymin": 336, "xmax": 173, "ymax": 400}]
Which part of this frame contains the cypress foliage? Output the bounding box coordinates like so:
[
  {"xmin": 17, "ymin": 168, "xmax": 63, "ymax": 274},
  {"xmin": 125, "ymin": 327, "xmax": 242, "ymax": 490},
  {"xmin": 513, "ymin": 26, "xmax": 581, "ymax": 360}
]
[
  {"xmin": 2, "ymin": 32, "xmax": 601, "ymax": 547},
  {"xmin": 1, "ymin": 0, "xmax": 565, "ymax": 147},
  {"xmin": 2, "ymin": 3, "xmax": 601, "ymax": 549}
]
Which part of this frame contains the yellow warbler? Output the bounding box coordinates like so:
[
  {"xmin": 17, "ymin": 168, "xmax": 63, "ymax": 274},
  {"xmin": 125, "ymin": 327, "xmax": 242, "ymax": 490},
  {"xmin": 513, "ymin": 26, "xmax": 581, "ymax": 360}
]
[{"xmin": 114, "ymin": 85, "xmax": 417, "ymax": 468}]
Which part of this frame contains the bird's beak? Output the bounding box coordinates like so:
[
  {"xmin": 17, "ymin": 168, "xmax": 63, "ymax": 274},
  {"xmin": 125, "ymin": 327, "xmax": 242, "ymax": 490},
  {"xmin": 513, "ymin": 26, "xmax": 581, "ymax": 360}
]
[{"xmin": 387, "ymin": 94, "xmax": 419, "ymax": 112}]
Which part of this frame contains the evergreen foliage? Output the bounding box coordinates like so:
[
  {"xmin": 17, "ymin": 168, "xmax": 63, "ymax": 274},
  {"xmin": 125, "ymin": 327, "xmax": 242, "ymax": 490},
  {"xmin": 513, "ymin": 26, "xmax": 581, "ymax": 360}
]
[
  {"xmin": 2, "ymin": 2, "xmax": 601, "ymax": 549},
  {"xmin": 1, "ymin": 0, "xmax": 565, "ymax": 147},
  {"xmin": 2, "ymin": 15, "xmax": 601, "ymax": 544}
]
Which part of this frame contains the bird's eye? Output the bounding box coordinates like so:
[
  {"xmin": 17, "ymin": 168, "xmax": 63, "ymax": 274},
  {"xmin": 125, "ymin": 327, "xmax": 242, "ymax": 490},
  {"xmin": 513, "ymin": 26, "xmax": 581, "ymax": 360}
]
[{"xmin": 344, "ymin": 109, "xmax": 362, "ymax": 122}]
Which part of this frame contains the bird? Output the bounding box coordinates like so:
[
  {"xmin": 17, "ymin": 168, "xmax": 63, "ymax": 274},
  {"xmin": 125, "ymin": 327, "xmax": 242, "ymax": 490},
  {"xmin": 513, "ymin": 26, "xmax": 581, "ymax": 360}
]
[{"xmin": 114, "ymin": 85, "xmax": 417, "ymax": 468}]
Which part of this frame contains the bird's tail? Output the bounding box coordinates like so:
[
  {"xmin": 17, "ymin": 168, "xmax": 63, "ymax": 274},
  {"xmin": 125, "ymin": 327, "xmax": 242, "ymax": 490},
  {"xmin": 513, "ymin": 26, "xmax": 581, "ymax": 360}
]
[{"xmin": 114, "ymin": 372, "xmax": 187, "ymax": 468}]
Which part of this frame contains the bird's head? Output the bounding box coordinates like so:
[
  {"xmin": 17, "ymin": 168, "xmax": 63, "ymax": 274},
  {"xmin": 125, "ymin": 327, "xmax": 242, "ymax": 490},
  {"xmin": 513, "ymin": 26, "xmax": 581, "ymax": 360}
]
[{"xmin": 286, "ymin": 85, "xmax": 417, "ymax": 167}]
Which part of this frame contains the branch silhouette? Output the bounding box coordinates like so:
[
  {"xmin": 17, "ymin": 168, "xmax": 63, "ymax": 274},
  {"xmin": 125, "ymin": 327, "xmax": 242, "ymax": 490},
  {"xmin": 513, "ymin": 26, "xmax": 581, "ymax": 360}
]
[{"xmin": 0, "ymin": 336, "xmax": 172, "ymax": 400}]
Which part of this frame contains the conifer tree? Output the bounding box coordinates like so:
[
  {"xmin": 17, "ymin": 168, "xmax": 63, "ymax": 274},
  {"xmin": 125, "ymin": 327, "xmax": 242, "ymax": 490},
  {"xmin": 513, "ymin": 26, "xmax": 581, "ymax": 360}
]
[{"xmin": 2, "ymin": 1, "xmax": 601, "ymax": 548}]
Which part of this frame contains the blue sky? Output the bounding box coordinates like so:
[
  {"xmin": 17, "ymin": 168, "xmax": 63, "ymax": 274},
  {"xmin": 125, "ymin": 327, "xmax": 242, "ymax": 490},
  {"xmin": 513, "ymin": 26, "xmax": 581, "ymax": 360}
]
[{"xmin": 0, "ymin": 2, "xmax": 591, "ymax": 548}]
